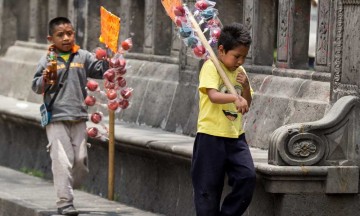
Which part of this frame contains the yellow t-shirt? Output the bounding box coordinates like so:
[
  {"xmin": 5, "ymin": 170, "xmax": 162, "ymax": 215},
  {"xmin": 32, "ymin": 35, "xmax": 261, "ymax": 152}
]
[
  {"xmin": 58, "ymin": 52, "xmax": 71, "ymax": 62},
  {"xmin": 197, "ymin": 59, "xmax": 252, "ymax": 138}
]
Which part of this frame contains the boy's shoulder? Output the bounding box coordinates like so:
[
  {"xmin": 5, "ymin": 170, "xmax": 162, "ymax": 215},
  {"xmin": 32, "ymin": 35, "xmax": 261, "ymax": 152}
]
[{"xmin": 201, "ymin": 59, "xmax": 216, "ymax": 71}]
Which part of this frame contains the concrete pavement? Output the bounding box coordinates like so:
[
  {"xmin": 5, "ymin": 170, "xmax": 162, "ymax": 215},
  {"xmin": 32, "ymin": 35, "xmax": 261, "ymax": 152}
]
[{"xmin": 0, "ymin": 166, "xmax": 163, "ymax": 216}]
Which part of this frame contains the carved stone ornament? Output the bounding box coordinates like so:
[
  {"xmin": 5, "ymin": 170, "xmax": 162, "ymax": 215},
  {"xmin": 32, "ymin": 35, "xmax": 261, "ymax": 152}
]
[
  {"xmin": 269, "ymin": 96, "xmax": 360, "ymax": 166},
  {"xmin": 280, "ymin": 133, "xmax": 325, "ymax": 165}
]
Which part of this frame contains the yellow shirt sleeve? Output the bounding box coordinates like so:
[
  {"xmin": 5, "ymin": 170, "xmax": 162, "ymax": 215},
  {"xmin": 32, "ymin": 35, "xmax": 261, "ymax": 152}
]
[{"xmin": 199, "ymin": 60, "xmax": 220, "ymax": 94}]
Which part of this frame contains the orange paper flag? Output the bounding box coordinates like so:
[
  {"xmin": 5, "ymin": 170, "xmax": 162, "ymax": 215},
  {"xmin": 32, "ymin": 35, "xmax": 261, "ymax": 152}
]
[
  {"xmin": 161, "ymin": 0, "xmax": 183, "ymax": 22},
  {"xmin": 100, "ymin": 6, "xmax": 121, "ymax": 53}
]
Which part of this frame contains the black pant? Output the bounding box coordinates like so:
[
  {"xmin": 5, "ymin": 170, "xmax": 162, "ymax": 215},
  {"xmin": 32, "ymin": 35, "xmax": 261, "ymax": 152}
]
[{"xmin": 191, "ymin": 133, "xmax": 256, "ymax": 216}]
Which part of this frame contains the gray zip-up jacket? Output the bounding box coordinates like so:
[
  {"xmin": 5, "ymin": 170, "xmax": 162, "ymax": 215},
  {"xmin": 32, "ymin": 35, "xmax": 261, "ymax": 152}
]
[{"xmin": 32, "ymin": 46, "xmax": 109, "ymax": 122}]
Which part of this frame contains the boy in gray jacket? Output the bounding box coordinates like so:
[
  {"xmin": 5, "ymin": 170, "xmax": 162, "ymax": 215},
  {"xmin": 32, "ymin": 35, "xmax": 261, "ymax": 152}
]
[{"xmin": 32, "ymin": 17, "xmax": 109, "ymax": 215}]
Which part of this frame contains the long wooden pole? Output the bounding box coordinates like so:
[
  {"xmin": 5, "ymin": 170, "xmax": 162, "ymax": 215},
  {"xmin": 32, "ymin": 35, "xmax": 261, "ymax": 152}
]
[
  {"xmin": 185, "ymin": 7, "xmax": 237, "ymax": 95},
  {"xmin": 108, "ymin": 109, "xmax": 115, "ymax": 200}
]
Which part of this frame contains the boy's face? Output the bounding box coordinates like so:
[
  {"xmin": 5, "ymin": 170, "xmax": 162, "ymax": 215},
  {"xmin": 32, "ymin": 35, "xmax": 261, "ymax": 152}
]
[
  {"xmin": 218, "ymin": 45, "xmax": 249, "ymax": 71},
  {"xmin": 47, "ymin": 23, "xmax": 75, "ymax": 52}
]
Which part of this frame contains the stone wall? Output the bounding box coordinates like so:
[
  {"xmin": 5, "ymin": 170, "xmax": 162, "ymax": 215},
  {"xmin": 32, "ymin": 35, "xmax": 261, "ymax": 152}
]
[{"xmin": 0, "ymin": 0, "xmax": 335, "ymax": 150}]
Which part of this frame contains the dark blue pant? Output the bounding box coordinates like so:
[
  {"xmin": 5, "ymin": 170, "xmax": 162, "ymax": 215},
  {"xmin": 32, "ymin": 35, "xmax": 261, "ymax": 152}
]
[{"xmin": 191, "ymin": 133, "xmax": 256, "ymax": 216}]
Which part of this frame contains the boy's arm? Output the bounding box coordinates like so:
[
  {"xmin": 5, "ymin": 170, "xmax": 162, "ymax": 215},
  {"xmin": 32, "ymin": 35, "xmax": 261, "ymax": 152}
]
[
  {"xmin": 236, "ymin": 70, "xmax": 252, "ymax": 108},
  {"xmin": 241, "ymin": 84, "xmax": 252, "ymax": 108},
  {"xmin": 84, "ymin": 51, "xmax": 109, "ymax": 78},
  {"xmin": 206, "ymin": 88, "xmax": 249, "ymax": 114},
  {"xmin": 31, "ymin": 57, "xmax": 50, "ymax": 94}
]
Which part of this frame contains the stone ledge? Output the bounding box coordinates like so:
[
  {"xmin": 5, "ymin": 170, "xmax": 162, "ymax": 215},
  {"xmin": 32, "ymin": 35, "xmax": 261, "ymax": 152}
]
[
  {"xmin": 256, "ymin": 163, "xmax": 359, "ymax": 194},
  {"xmin": 0, "ymin": 95, "xmax": 267, "ymax": 164},
  {"xmin": 2, "ymin": 94, "xmax": 357, "ymax": 196}
]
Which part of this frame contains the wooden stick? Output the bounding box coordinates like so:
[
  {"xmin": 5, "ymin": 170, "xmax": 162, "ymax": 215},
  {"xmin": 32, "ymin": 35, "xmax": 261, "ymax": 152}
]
[
  {"xmin": 186, "ymin": 7, "xmax": 237, "ymax": 95},
  {"xmin": 108, "ymin": 109, "xmax": 115, "ymax": 200}
]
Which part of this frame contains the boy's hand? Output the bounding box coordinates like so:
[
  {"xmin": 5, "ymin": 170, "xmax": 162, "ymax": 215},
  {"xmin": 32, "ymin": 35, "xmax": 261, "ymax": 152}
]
[
  {"xmin": 47, "ymin": 44, "xmax": 56, "ymax": 53},
  {"xmin": 234, "ymin": 95, "xmax": 249, "ymax": 115},
  {"xmin": 236, "ymin": 70, "xmax": 250, "ymax": 90},
  {"xmin": 42, "ymin": 69, "xmax": 49, "ymax": 83}
]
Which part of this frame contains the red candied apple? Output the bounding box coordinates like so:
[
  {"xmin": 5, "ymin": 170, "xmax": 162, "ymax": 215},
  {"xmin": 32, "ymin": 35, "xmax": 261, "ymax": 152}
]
[
  {"xmin": 175, "ymin": 16, "xmax": 187, "ymax": 27},
  {"xmin": 95, "ymin": 48, "xmax": 107, "ymax": 60},
  {"xmin": 207, "ymin": 18, "xmax": 220, "ymax": 27},
  {"xmin": 193, "ymin": 45, "xmax": 206, "ymax": 58},
  {"xmin": 90, "ymin": 112, "xmax": 102, "ymax": 124},
  {"xmin": 211, "ymin": 28, "xmax": 221, "ymax": 39},
  {"xmin": 104, "ymin": 80, "xmax": 116, "ymax": 89},
  {"xmin": 84, "ymin": 95, "xmax": 96, "ymax": 106},
  {"xmin": 121, "ymin": 87, "xmax": 133, "ymax": 99},
  {"xmin": 109, "ymin": 57, "xmax": 120, "ymax": 68},
  {"xmin": 106, "ymin": 89, "xmax": 118, "ymax": 100},
  {"xmin": 117, "ymin": 58, "xmax": 126, "ymax": 70},
  {"xmin": 87, "ymin": 127, "xmax": 99, "ymax": 138},
  {"xmin": 114, "ymin": 67, "xmax": 126, "ymax": 76},
  {"xmin": 195, "ymin": 0, "xmax": 208, "ymax": 10},
  {"xmin": 173, "ymin": 5, "xmax": 185, "ymax": 17},
  {"xmin": 121, "ymin": 38, "xmax": 133, "ymax": 51},
  {"xmin": 86, "ymin": 80, "xmax": 99, "ymax": 91},
  {"xmin": 118, "ymin": 98, "xmax": 129, "ymax": 109},
  {"xmin": 103, "ymin": 69, "xmax": 115, "ymax": 82},
  {"xmin": 116, "ymin": 77, "xmax": 127, "ymax": 88},
  {"xmin": 107, "ymin": 100, "xmax": 119, "ymax": 111}
]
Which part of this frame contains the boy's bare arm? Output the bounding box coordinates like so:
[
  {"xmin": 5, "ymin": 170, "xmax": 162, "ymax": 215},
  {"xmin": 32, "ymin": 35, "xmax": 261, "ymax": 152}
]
[
  {"xmin": 236, "ymin": 71, "xmax": 252, "ymax": 108},
  {"xmin": 206, "ymin": 88, "xmax": 249, "ymax": 114}
]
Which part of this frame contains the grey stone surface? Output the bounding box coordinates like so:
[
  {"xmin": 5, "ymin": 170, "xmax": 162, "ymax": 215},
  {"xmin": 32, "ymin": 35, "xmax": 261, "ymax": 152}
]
[
  {"xmin": 0, "ymin": 40, "xmax": 332, "ymax": 151},
  {"xmin": 269, "ymin": 96, "xmax": 360, "ymax": 167},
  {"xmin": 0, "ymin": 94, "xmax": 269, "ymax": 216},
  {"xmin": 243, "ymin": 74, "xmax": 330, "ymax": 149},
  {"xmin": 0, "ymin": 166, "xmax": 163, "ymax": 216},
  {"xmin": 1, "ymin": 1, "xmax": 360, "ymax": 215}
]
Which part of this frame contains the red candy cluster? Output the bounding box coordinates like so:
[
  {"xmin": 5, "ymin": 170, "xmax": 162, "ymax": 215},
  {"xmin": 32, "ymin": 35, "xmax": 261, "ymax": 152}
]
[
  {"xmin": 172, "ymin": 0, "xmax": 221, "ymax": 59},
  {"xmin": 85, "ymin": 39, "xmax": 134, "ymax": 140}
]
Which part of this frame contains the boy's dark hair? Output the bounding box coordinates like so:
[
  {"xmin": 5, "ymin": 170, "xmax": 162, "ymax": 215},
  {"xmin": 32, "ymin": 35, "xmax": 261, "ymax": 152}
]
[
  {"xmin": 218, "ymin": 23, "xmax": 252, "ymax": 53},
  {"xmin": 48, "ymin": 17, "xmax": 72, "ymax": 35}
]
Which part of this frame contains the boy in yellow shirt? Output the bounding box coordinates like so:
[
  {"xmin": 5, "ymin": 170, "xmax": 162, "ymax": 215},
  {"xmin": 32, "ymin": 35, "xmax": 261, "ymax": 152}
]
[{"xmin": 191, "ymin": 23, "xmax": 256, "ymax": 216}]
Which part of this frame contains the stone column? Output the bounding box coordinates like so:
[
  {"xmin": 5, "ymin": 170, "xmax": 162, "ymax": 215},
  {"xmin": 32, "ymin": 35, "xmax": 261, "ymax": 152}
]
[
  {"xmin": 314, "ymin": 0, "xmax": 335, "ymax": 73},
  {"xmin": 216, "ymin": 0, "xmax": 244, "ymax": 26},
  {"xmin": 120, "ymin": 0, "xmax": 145, "ymax": 53},
  {"xmin": 29, "ymin": 0, "xmax": 39, "ymax": 42},
  {"xmin": 67, "ymin": 0, "xmax": 76, "ymax": 24},
  {"xmin": 244, "ymin": 0, "xmax": 277, "ymax": 66},
  {"xmin": 73, "ymin": 0, "xmax": 88, "ymax": 48},
  {"xmin": 28, "ymin": 0, "xmax": 48, "ymax": 43},
  {"xmin": 330, "ymin": 0, "xmax": 360, "ymax": 101},
  {"xmin": 144, "ymin": 0, "xmax": 172, "ymax": 55},
  {"xmin": 48, "ymin": 0, "xmax": 58, "ymax": 20},
  {"xmin": 276, "ymin": 0, "xmax": 311, "ymax": 69}
]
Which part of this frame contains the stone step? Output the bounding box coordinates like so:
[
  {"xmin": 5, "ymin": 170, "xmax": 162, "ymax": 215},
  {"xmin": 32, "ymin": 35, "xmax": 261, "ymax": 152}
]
[{"xmin": 0, "ymin": 166, "xmax": 163, "ymax": 216}]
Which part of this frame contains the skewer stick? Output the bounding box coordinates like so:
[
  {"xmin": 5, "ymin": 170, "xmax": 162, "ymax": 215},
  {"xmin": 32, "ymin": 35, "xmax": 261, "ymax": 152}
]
[
  {"xmin": 185, "ymin": 7, "xmax": 237, "ymax": 95},
  {"xmin": 108, "ymin": 109, "xmax": 115, "ymax": 200}
]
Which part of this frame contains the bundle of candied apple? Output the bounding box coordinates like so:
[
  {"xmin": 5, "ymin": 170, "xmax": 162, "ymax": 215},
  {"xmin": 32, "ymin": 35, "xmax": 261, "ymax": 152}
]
[
  {"xmin": 173, "ymin": 0, "xmax": 221, "ymax": 58},
  {"xmin": 86, "ymin": 38, "xmax": 133, "ymax": 140}
]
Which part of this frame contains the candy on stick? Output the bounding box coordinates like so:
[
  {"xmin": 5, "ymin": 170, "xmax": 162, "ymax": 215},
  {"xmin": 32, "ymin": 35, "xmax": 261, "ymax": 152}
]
[
  {"xmin": 90, "ymin": 112, "xmax": 109, "ymax": 133},
  {"xmin": 104, "ymin": 80, "xmax": 116, "ymax": 89},
  {"xmin": 95, "ymin": 47, "xmax": 108, "ymax": 60},
  {"xmin": 121, "ymin": 38, "xmax": 133, "ymax": 51},
  {"xmin": 107, "ymin": 100, "xmax": 119, "ymax": 111},
  {"xmin": 118, "ymin": 98, "xmax": 130, "ymax": 109},
  {"xmin": 120, "ymin": 87, "xmax": 133, "ymax": 100},
  {"xmin": 86, "ymin": 80, "xmax": 100, "ymax": 92},
  {"xmin": 116, "ymin": 77, "xmax": 127, "ymax": 88},
  {"xmin": 87, "ymin": 127, "xmax": 108, "ymax": 141},
  {"xmin": 106, "ymin": 89, "xmax": 118, "ymax": 100},
  {"xmin": 161, "ymin": 0, "xmax": 238, "ymax": 95},
  {"xmin": 84, "ymin": 95, "xmax": 96, "ymax": 106},
  {"xmin": 103, "ymin": 69, "xmax": 116, "ymax": 82}
]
